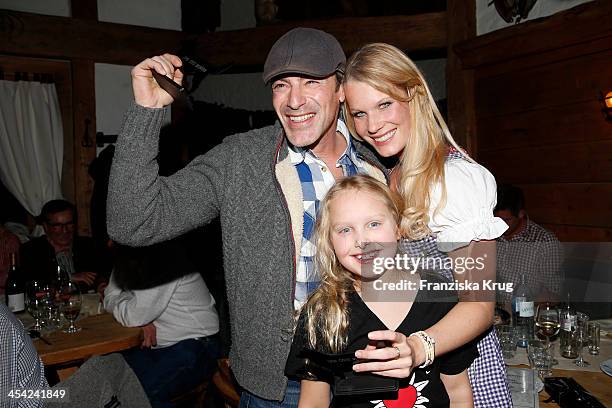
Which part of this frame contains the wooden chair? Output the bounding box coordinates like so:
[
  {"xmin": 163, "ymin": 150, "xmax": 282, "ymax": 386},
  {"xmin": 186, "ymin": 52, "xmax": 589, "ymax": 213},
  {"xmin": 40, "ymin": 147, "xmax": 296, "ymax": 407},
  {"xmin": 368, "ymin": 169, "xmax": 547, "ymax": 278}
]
[
  {"xmin": 170, "ymin": 380, "xmax": 209, "ymax": 408},
  {"xmin": 212, "ymin": 358, "xmax": 240, "ymax": 408}
]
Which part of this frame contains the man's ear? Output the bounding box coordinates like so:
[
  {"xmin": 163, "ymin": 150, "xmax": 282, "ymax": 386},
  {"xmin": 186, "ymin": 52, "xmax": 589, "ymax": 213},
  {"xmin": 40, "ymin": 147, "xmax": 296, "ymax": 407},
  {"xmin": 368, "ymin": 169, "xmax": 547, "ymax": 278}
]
[{"xmin": 518, "ymin": 209, "xmax": 526, "ymax": 219}]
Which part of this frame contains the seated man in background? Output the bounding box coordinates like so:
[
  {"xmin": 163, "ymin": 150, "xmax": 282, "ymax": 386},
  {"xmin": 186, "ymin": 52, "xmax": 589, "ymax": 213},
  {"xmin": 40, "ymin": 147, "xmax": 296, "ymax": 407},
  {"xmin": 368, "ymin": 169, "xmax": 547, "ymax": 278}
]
[
  {"xmin": 494, "ymin": 184, "xmax": 563, "ymax": 306},
  {"xmin": 21, "ymin": 199, "xmax": 111, "ymax": 294},
  {"xmin": 0, "ymin": 303, "xmax": 49, "ymax": 405},
  {"xmin": 0, "ymin": 221, "xmax": 20, "ymax": 295},
  {"xmin": 103, "ymin": 241, "xmax": 220, "ymax": 408}
]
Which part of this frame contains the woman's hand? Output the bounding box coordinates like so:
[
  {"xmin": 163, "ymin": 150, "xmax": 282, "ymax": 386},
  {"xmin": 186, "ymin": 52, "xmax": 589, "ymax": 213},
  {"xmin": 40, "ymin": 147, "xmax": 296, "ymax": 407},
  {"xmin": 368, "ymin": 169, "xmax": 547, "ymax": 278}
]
[
  {"xmin": 131, "ymin": 53, "xmax": 183, "ymax": 108},
  {"xmin": 352, "ymin": 330, "xmax": 425, "ymax": 378}
]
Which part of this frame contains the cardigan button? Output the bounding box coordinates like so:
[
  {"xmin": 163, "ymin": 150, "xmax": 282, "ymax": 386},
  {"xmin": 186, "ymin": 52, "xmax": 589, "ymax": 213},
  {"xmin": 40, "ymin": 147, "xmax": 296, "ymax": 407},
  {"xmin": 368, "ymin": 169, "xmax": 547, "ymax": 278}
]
[{"xmin": 280, "ymin": 327, "xmax": 293, "ymax": 342}]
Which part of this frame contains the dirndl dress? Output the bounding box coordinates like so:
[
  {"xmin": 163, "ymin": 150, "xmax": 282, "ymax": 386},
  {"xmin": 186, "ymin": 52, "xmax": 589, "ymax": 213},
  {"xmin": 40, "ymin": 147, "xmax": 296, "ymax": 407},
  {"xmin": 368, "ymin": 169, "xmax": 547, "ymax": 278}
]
[{"xmin": 399, "ymin": 237, "xmax": 513, "ymax": 408}]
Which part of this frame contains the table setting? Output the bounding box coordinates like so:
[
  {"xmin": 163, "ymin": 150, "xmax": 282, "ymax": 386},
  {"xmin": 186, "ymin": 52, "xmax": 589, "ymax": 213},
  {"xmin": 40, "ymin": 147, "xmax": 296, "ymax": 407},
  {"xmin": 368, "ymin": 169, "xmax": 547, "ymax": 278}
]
[
  {"xmin": 17, "ymin": 276, "xmax": 141, "ymax": 376},
  {"xmin": 495, "ymin": 304, "xmax": 612, "ymax": 407}
]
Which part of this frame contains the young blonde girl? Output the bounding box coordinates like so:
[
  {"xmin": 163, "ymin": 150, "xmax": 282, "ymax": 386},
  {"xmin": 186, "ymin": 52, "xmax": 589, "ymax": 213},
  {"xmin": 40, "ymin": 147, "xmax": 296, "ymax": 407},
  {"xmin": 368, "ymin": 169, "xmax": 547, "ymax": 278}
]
[{"xmin": 285, "ymin": 175, "xmax": 477, "ymax": 408}]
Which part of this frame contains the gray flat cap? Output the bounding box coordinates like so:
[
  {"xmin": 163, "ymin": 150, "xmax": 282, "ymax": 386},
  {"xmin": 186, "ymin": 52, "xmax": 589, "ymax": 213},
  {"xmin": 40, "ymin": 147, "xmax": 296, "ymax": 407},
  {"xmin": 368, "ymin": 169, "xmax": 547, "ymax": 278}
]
[{"xmin": 263, "ymin": 27, "xmax": 346, "ymax": 84}]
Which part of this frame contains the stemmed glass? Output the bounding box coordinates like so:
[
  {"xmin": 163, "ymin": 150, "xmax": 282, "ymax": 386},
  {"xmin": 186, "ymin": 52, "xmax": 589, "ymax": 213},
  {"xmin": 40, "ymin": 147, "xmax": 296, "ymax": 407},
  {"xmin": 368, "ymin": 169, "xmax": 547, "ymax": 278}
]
[
  {"xmin": 25, "ymin": 280, "xmax": 47, "ymax": 331},
  {"xmin": 574, "ymin": 312, "xmax": 590, "ymax": 367},
  {"xmin": 58, "ymin": 280, "xmax": 82, "ymax": 333},
  {"xmin": 535, "ymin": 303, "xmax": 560, "ymax": 364},
  {"xmin": 42, "ymin": 282, "xmax": 61, "ymax": 330}
]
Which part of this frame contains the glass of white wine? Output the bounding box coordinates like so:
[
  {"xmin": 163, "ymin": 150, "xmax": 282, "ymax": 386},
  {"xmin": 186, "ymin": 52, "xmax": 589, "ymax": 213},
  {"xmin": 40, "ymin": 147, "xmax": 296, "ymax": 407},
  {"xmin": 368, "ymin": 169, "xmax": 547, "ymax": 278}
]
[
  {"xmin": 58, "ymin": 280, "xmax": 82, "ymax": 333},
  {"xmin": 535, "ymin": 303, "xmax": 560, "ymax": 364}
]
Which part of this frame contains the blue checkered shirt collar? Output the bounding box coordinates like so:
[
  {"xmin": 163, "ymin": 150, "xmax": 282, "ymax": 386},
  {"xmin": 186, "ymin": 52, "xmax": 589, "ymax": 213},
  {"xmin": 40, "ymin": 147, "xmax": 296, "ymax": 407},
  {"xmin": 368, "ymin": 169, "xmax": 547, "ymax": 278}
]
[{"xmin": 287, "ymin": 120, "xmax": 361, "ymax": 169}]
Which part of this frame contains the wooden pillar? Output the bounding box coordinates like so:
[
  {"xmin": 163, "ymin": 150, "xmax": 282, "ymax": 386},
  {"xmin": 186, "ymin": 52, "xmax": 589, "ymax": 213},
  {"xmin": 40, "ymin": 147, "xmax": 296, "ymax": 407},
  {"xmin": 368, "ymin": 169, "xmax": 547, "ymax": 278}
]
[
  {"xmin": 70, "ymin": 1, "xmax": 98, "ymax": 236},
  {"xmin": 446, "ymin": 0, "xmax": 477, "ymax": 156},
  {"xmin": 71, "ymin": 60, "xmax": 96, "ymax": 236}
]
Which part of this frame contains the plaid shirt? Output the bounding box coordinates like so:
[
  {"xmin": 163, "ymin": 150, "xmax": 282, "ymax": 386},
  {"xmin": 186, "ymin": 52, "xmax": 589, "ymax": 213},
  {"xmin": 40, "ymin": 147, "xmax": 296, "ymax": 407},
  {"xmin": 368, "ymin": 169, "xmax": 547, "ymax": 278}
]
[
  {"xmin": 496, "ymin": 219, "xmax": 563, "ymax": 304},
  {"xmin": 289, "ymin": 120, "xmax": 368, "ymax": 309},
  {"xmin": 0, "ymin": 304, "xmax": 49, "ymax": 407}
]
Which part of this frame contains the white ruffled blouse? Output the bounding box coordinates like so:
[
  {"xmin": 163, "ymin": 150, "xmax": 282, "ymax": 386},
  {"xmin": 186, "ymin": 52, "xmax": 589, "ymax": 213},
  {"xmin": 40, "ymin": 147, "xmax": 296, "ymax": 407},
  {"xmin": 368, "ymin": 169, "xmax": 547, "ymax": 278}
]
[{"xmin": 428, "ymin": 158, "xmax": 508, "ymax": 252}]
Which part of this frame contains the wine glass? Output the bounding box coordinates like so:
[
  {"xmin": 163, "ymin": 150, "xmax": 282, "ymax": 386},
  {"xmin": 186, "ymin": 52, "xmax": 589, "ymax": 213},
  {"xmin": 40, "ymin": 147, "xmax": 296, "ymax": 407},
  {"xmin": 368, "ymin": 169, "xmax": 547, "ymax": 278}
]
[
  {"xmin": 42, "ymin": 282, "xmax": 61, "ymax": 330},
  {"xmin": 58, "ymin": 280, "xmax": 82, "ymax": 333},
  {"xmin": 25, "ymin": 280, "xmax": 47, "ymax": 331},
  {"xmin": 535, "ymin": 303, "xmax": 560, "ymax": 364},
  {"xmin": 574, "ymin": 312, "xmax": 590, "ymax": 367}
]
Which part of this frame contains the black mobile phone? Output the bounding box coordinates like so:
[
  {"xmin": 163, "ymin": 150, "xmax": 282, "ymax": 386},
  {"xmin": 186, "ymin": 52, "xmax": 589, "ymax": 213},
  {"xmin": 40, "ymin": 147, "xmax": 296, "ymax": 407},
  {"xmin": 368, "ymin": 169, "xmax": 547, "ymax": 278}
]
[
  {"xmin": 302, "ymin": 349, "xmax": 361, "ymax": 372},
  {"xmin": 150, "ymin": 69, "xmax": 185, "ymax": 100},
  {"xmin": 182, "ymin": 56, "xmax": 208, "ymax": 74}
]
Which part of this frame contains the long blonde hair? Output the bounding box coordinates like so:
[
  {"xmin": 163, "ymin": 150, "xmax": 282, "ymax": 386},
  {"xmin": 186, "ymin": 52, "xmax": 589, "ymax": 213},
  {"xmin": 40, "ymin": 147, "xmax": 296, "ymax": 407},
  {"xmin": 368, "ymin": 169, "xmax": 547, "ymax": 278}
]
[
  {"xmin": 343, "ymin": 43, "xmax": 470, "ymax": 240},
  {"xmin": 303, "ymin": 175, "xmax": 402, "ymax": 352}
]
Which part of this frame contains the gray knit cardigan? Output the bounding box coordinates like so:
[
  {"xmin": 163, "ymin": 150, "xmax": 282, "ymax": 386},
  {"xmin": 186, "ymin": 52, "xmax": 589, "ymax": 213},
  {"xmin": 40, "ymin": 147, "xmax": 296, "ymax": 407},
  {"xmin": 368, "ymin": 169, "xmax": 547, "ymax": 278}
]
[{"xmin": 107, "ymin": 103, "xmax": 385, "ymax": 401}]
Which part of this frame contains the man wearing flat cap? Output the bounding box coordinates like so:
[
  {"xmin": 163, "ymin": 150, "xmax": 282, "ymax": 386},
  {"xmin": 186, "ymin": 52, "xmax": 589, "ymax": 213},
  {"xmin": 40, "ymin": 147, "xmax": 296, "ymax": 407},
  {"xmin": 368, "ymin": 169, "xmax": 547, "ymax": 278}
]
[{"xmin": 107, "ymin": 28, "xmax": 389, "ymax": 406}]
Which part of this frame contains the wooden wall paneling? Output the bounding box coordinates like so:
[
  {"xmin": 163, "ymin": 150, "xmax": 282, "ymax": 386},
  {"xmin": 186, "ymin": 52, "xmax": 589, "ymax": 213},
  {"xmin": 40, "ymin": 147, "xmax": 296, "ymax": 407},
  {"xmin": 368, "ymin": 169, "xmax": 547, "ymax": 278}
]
[
  {"xmin": 0, "ymin": 56, "xmax": 75, "ymax": 208},
  {"xmin": 71, "ymin": 0, "xmax": 98, "ymax": 20},
  {"xmin": 479, "ymin": 140, "xmax": 612, "ymax": 184},
  {"xmin": 542, "ymin": 224, "xmax": 612, "ymax": 242},
  {"xmin": 0, "ymin": 10, "xmax": 447, "ymax": 69},
  {"xmin": 446, "ymin": 0, "xmax": 476, "ymax": 154},
  {"xmin": 518, "ymin": 183, "xmax": 612, "ymax": 228},
  {"xmin": 473, "ymin": 34, "xmax": 612, "ymax": 80},
  {"xmin": 72, "ymin": 60, "xmax": 96, "ymax": 236},
  {"xmin": 478, "ymin": 100, "xmax": 612, "ymax": 151},
  {"xmin": 475, "ymin": 49, "xmax": 612, "ymax": 119},
  {"xmin": 455, "ymin": 0, "xmax": 612, "ymax": 242},
  {"xmin": 454, "ymin": 0, "xmax": 612, "ymax": 70}
]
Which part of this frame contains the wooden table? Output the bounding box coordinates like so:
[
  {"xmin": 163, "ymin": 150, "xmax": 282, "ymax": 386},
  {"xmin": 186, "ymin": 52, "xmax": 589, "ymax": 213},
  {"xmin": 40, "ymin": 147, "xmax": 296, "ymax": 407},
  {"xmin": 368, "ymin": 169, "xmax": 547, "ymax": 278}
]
[{"xmin": 33, "ymin": 313, "xmax": 142, "ymax": 366}]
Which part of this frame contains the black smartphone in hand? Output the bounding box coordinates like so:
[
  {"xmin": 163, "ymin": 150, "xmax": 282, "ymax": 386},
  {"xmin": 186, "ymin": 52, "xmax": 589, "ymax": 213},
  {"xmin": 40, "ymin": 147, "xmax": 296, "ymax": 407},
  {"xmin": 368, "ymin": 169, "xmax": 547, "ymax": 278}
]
[
  {"xmin": 302, "ymin": 349, "xmax": 399, "ymax": 396},
  {"xmin": 150, "ymin": 69, "xmax": 185, "ymax": 100},
  {"xmin": 302, "ymin": 349, "xmax": 361, "ymax": 372}
]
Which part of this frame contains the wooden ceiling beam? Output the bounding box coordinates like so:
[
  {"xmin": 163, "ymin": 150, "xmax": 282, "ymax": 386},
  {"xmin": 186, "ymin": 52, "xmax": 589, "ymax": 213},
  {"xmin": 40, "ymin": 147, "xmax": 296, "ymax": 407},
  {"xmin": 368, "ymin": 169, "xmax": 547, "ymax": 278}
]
[
  {"xmin": 71, "ymin": 0, "xmax": 99, "ymax": 20},
  {"xmin": 0, "ymin": 10, "xmax": 185, "ymax": 66},
  {"xmin": 0, "ymin": 10, "xmax": 446, "ymax": 68},
  {"xmin": 192, "ymin": 13, "xmax": 447, "ymax": 67}
]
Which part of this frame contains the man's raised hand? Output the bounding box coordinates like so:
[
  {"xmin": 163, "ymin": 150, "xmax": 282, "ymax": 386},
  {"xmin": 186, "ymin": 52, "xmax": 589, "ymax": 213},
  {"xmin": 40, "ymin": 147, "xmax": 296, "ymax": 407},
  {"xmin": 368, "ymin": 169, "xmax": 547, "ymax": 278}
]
[{"xmin": 131, "ymin": 53, "xmax": 183, "ymax": 108}]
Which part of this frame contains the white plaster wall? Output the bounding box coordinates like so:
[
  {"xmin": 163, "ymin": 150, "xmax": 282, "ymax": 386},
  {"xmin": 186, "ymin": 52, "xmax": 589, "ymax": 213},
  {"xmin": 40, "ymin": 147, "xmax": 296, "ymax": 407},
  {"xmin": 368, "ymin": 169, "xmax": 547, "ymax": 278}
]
[
  {"xmin": 192, "ymin": 73, "xmax": 272, "ymax": 111},
  {"xmin": 477, "ymin": 0, "xmax": 594, "ymax": 35},
  {"xmin": 0, "ymin": 0, "xmax": 70, "ymax": 16},
  {"xmin": 220, "ymin": 0, "xmax": 256, "ymax": 30},
  {"xmin": 94, "ymin": 63, "xmax": 170, "ymax": 155},
  {"xmin": 98, "ymin": 0, "xmax": 181, "ymax": 30}
]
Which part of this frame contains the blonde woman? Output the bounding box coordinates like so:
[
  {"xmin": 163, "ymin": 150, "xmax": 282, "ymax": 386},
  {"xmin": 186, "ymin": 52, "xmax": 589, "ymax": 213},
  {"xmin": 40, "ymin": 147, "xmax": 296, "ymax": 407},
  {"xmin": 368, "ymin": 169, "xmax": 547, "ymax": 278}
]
[
  {"xmin": 341, "ymin": 43, "xmax": 512, "ymax": 407},
  {"xmin": 285, "ymin": 175, "xmax": 478, "ymax": 408}
]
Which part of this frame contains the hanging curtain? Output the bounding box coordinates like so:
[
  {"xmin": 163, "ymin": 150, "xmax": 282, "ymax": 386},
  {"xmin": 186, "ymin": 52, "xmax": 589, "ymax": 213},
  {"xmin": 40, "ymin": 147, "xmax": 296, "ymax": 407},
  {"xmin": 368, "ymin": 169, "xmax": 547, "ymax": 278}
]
[{"xmin": 0, "ymin": 80, "xmax": 64, "ymax": 218}]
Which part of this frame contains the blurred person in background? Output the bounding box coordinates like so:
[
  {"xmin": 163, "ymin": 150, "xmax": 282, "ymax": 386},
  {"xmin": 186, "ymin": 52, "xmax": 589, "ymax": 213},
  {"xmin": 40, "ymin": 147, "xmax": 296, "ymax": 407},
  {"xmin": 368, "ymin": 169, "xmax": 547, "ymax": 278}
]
[
  {"xmin": 494, "ymin": 183, "xmax": 562, "ymax": 306},
  {"xmin": 104, "ymin": 241, "xmax": 220, "ymax": 408},
  {"xmin": 21, "ymin": 200, "xmax": 111, "ymax": 294}
]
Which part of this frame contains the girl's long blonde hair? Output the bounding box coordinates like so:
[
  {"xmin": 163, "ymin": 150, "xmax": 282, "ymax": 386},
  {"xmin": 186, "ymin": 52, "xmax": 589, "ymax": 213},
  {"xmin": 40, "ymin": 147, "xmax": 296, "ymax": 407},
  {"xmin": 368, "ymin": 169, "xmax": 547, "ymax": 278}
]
[
  {"xmin": 342, "ymin": 43, "xmax": 470, "ymax": 240},
  {"xmin": 303, "ymin": 175, "xmax": 402, "ymax": 352}
]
